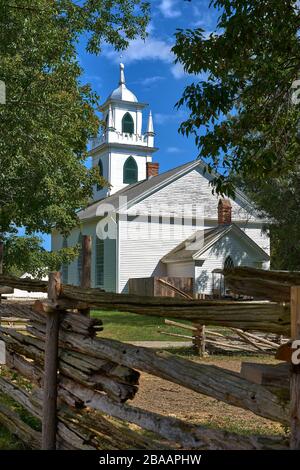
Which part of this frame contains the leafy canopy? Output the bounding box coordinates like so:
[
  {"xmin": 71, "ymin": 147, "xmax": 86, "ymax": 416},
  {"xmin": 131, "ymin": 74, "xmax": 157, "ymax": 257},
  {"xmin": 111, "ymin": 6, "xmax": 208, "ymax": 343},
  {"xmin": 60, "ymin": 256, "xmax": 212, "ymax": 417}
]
[
  {"xmin": 0, "ymin": 0, "xmax": 149, "ymax": 274},
  {"xmin": 238, "ymin": 165, "xmax": 300, "ymax": 270},
  {"xmin": 3, "ymin": 235, "xmax": 77, "ymax": 278},
  {"xmin": 0, "ymin": 0, "xmax": 149, "ymax": 237},
  {"xmin": 173, "ymin": 0, "xmax": 300, "ymax": 196}
]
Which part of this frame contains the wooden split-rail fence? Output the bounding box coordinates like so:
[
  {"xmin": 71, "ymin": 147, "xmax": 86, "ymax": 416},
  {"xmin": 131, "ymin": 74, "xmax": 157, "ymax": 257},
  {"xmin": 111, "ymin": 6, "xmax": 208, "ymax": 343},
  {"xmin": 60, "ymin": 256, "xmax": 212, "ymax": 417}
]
[
  {"xmin": 159, "ymin": 319, "xmax": 284, "ymax": 356},
  {"xmin": 0, "ymin": 240, "xmax": 299, "ymax": 449}
]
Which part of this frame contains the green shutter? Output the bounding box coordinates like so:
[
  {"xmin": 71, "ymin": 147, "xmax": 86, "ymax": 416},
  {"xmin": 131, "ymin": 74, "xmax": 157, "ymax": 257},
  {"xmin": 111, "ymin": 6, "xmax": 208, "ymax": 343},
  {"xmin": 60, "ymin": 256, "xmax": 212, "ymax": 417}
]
[
  {"xmin": 97, "ymin": 159, "xmax": 103, "ymax": 190},
  {"xmin": 96, "ymin": 237, "xmax": 104, "ymax": 287}
]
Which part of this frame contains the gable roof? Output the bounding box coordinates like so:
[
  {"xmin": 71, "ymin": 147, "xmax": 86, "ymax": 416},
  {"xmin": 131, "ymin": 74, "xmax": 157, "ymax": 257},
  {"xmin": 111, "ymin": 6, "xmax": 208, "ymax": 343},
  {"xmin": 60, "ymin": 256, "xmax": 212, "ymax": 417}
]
[
  {"xmin": 161, "ymin": 223, "xmax": 270, "ymax": 263},
  {"xmin": 78, "ymin": 159, "xmax": 253, "ymax": 221}
]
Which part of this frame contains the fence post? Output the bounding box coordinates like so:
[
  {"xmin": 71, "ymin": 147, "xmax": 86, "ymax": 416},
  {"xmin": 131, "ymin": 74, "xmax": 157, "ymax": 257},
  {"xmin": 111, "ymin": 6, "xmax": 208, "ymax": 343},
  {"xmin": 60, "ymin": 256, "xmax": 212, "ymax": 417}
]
[
  {"xmin": 290, "ymin": 286, "xmax": 300, "ymax": 449},
  {"xmin": 81, "ymin": 235, "xmax": 92, "ymax": 316},
  {"xmin": 42, "ymin": 271, "xmax": 61, "ymax": 450},
  {"xmin": 193, "ymin": 324, "xmax": 206, "ymax": 357}
]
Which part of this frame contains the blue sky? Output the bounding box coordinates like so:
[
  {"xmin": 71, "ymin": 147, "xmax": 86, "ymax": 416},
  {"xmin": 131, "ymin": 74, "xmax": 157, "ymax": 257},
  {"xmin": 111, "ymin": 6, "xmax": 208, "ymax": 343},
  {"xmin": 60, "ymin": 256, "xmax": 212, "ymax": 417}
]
[
  {"xmin": 80, "ymin": 0, "xmax": 219, "ymax": 172},
  {"xmin": 42, "ymin": 0, "xmax": 219, "ymax": 250}
]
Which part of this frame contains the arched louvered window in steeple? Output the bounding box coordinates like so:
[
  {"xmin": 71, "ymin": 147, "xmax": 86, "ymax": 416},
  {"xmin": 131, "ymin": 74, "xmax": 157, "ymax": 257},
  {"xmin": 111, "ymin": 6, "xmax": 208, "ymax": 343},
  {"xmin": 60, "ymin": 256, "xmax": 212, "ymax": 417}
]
[
  {"xmin": 123, "ymin": 156, "xmax": 138, "ymax": 184},
  {"xmin": 97, "ymin": 159, "xmax": 103, "ymax": 190},
  {"xmin": 122, "ymin": 112, "xmax": 134, "ymax": 134}
]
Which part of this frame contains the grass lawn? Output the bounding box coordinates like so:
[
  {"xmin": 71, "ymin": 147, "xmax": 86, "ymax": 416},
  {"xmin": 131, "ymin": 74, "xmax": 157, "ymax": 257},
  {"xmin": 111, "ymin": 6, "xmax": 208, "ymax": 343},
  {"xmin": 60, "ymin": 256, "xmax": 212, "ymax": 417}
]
[{"xmin": 92, "ymin": 310, "xmax": 193, "ymax": 342}]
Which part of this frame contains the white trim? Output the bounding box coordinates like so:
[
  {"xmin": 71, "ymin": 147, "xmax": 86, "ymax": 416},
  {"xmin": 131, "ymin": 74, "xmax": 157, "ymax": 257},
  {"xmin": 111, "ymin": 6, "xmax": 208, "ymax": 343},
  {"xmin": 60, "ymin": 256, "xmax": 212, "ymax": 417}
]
[
  {"xmin": 192, "ymin": 225, "xmax": 269, "ymax": 261},
  {"xmin": 116, "ymin": 213, "xmax": 120, "ymax": 293}
]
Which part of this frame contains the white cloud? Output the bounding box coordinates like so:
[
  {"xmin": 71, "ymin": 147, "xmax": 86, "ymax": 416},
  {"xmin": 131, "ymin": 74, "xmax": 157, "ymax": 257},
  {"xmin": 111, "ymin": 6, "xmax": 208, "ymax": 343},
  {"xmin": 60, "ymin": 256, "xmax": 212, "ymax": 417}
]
[
  {"xmin": 167, "ymin": 146, "xmax": 181, "ymax": 153},
  {"xmin": 142, "ymin": 75, "xmax": 165, "ymax": 86},
  {"xmin": 159, "ymin": 0, "xmax": 181, "ymax": 18},
  {"xmin": 103, "ymin": 31, "xmax": 197, "ymax": 80},
  {"xmin": 170, "ymin": 62, "xmax": 186, "ymax": 79},
  {"xmin": 104, "ymin": 36, "xmax": 172, "ymax": 65},
  {"xmin": 155, "ymin": 109, "xmax": 187, "ymax": 125}
]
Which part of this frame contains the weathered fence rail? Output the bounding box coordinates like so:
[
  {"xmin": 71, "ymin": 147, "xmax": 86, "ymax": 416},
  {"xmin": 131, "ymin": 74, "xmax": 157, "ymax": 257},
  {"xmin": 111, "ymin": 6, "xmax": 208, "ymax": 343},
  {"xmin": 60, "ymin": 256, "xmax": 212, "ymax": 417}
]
[
  {"xmin": 0, "ymin": 299, "xmax": 290, "ymax": 450},
  {"xmin": 0, "ymin": 262, "xmax": 299, "ymax": 450},
  {"xmin": 0, "ymin": 273, "xmax": 290, "ymax": 334},
  {"xmin": 222, "ymin": 266, "xmax": 300, "ymax": 302},
  {"xmin": 159, "ymin": 319, "xmax": 283, "ymax": 355}
]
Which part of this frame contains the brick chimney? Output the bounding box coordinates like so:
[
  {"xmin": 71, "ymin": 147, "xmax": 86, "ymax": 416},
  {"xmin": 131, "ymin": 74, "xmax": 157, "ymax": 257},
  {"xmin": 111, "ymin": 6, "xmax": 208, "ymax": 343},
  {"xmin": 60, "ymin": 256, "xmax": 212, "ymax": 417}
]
[
  {"xmin": 218, "ymin": 198, "xmax": 232, "ymax": 225},
  {"xmin": 146, "ymin": 162, "xmax": 159, "ymax": 179}
]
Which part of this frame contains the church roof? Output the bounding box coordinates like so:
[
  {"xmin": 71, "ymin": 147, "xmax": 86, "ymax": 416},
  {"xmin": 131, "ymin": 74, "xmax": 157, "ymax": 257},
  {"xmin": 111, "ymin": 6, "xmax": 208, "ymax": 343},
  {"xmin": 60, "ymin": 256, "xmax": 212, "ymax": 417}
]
[
  {"xmin": 109, "ymin": 85, "xmax": 138, "ymax": 103},
  {"xmin": 79, "ymin": 160, "xmax": 196, "ymax": 220},
  {"xmin": 107, "ymin": 63, "xmax": 138, "ymax": 103},
  {"xmin": 161, "ymin": 224, "xmax": 270, "ymax": 263},
  {"xmin": 78, "ymin": 159, "xmax": 253, "ymax": 221}
]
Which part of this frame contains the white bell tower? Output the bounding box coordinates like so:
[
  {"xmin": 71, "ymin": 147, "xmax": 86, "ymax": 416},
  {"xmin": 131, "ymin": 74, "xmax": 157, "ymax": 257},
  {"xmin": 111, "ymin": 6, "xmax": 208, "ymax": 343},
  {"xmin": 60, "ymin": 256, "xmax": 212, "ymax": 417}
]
[{"xmin": 90, "ymin": 63, "xmax": 157, "ymax": 198}]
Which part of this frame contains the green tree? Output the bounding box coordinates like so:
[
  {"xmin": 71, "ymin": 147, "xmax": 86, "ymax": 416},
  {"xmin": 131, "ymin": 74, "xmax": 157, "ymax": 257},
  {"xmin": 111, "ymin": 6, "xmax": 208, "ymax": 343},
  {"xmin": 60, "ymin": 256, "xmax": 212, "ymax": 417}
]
[
  {"xmin": 3, "ymin": 235, "xmax": 77, "ymax": 278},
  {"xmin": 173, "ymin": 0, "xmax": 300, "ymax": 196},
  {"xmin": 238, "ymin": 166, "xmax": 300, "ymax": 270},
  {"xmin": 0, "ymin": 0, "xmax": 149, "ymax": 272}
]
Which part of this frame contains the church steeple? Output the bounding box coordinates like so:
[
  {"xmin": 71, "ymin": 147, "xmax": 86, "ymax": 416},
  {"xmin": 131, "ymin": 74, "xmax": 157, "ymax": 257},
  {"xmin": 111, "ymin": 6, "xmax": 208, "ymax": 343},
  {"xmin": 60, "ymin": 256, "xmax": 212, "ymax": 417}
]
[
  {"xmin": 107, "ymin": 63, "xmax": 138, "ymax": 103},
  {"xmin": 91, "ymin": 63, "xmax": 158, "ymax": 197},
  {"xmin": 119, "ymin": 63, "xmax": 125, "ymax": 85}
]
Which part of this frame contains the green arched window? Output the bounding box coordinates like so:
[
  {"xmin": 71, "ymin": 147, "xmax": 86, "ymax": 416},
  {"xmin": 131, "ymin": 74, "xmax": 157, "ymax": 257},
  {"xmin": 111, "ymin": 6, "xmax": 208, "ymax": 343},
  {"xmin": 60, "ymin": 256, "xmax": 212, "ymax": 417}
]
[
  {"xmin": 97, "ymin": 159, "xmax": 103, "ymax": 190},
  {"xmin": 123, "ymin": 157, "xmax": 138, "ymax": 184},
  {"xmin": 77, "ymin": 233, "xmax": 83, "ymax": 285},
  {"xmin": 224, "ymin": 255, "xmax": 234, "ymax": 270},
  {"xmin": 61, "ymin": 237, "xmax": 68, "ymax": 284},
  {"xmin": 122, "ymin": 112, "xmax": 134, "ymax": 134}
]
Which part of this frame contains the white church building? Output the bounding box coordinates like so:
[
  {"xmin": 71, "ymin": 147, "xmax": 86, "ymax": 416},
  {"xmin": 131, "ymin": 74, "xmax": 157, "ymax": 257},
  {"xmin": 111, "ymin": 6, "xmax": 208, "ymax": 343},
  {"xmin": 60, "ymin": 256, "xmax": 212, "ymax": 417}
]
[{"xmin": 51, "ymin": 64, "xmax": 270, "ymax": 296}]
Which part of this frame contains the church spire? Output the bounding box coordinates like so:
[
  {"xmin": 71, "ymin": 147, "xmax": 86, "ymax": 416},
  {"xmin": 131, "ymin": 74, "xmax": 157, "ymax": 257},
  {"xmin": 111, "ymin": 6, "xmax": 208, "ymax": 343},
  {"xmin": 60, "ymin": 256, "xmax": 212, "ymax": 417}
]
[
  {"xmin": 119, "ymin": 63, "xmax": 125, "ymax": 85},
  {"xmin": 146, "ymin": 110, "xmax": 155, "ymax": 147},
  {"xmin": 108, "ymin": 104, "xmax": 114, "ymax": 129},
  {"xmin": 146, "ymin": 110, "xmax": 154, "ymax": 134}
]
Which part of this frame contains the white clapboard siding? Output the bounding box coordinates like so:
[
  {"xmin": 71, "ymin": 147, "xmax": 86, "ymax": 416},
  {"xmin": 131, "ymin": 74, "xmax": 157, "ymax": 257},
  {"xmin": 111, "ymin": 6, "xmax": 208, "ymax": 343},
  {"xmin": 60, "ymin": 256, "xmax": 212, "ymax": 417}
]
[
  {"xmin": 194, "ymin": 231, "xmax": 264, "ymax": 295},
  {"xmin": 243, "ymin": 226, "xmax": 270, "ymax": 255},
  {"xmin": 118, "ymin": 219, "xmax": 201, "ymax": 293},
  {"xmin": 127, "ymin": 168, "xmax": 256, "ymax": 222}
]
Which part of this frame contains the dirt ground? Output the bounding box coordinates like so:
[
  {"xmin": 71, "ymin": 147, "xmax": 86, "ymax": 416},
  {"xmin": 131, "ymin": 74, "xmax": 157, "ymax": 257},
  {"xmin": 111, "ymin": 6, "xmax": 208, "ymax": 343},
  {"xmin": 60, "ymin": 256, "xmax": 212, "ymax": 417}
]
[{"xmin": 132, "ymin": 354, "xmax": 287, "ymax": 437}]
